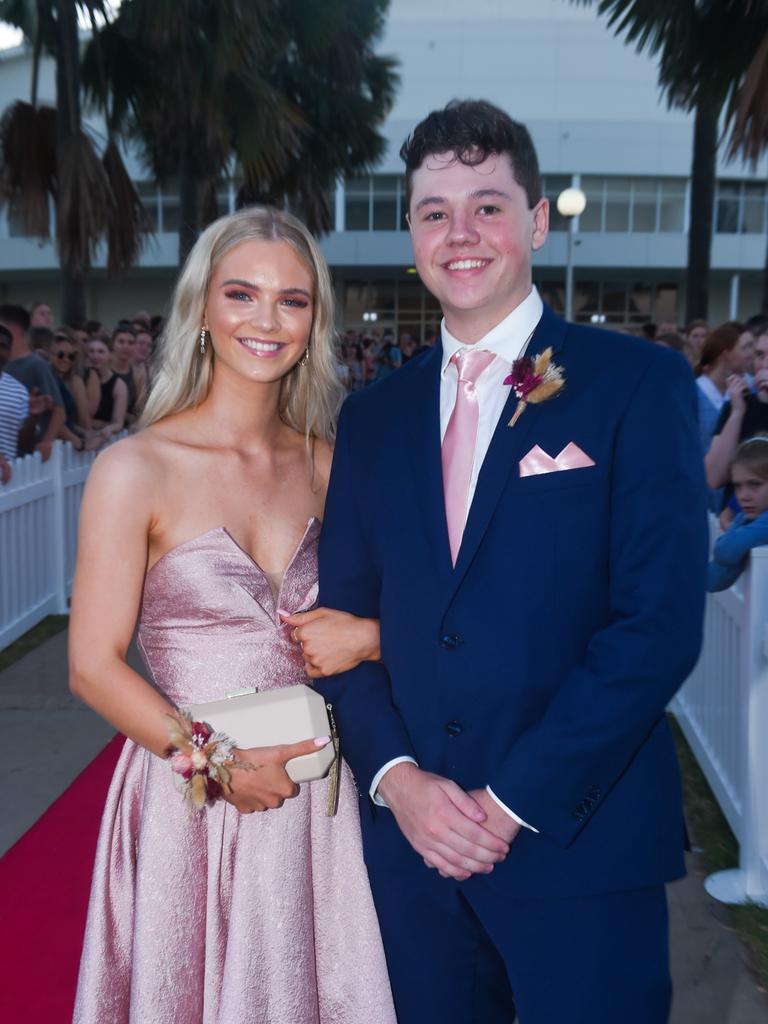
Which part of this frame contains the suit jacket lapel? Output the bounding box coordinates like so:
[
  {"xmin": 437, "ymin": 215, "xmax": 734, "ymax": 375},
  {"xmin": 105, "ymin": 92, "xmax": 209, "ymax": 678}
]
[
  {"xmin": 405, "ymin": 342, "xmax": 453, "ymax": 577},
  {"xmin": 450, "ymin": 306, "xmax": 569, "ymax": 589}
]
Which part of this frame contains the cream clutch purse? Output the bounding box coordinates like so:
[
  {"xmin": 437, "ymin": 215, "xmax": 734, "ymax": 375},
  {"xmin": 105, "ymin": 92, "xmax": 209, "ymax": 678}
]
[{"xmin": 187, "ymin": 685, "xmax": 339, "ymax": 812}]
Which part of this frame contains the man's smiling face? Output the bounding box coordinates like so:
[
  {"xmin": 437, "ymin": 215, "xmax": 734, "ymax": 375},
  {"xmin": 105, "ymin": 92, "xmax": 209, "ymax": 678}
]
[{"xmin": 408, "ymin": 151, "xmax": 548, "ymax": 343}]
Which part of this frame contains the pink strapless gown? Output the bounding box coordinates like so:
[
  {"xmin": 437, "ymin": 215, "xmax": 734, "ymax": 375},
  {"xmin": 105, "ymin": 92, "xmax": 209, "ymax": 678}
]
[{"xmin": 74, "ymin": 518, "xmax": 396, "ymax": 1024}]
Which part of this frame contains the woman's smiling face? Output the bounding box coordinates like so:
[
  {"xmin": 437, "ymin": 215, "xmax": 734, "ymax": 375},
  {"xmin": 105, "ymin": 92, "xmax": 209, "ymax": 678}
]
[{"xmin": 204, "ymin": 239, "xmax": 314, "ymax": 385}]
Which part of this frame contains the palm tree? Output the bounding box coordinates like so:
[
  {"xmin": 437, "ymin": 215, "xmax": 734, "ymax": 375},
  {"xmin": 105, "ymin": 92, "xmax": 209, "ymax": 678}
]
[
  {"xmin": 81, "ymin": 0, "xmax": 398, "ymax": 264},
  {"xmin": 573, "ymin": 1, "xmax": 768, "ymax": 323},
  {"xmin": 0, "ymin": 0, "xmax": 149, "ymax": 324},
  {"xmin": 726, "ymin": 0, "xmax": 768, "ymax": 311}
]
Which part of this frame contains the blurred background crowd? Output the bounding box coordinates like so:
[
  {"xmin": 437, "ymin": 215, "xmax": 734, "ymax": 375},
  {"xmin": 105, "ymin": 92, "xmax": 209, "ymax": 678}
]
[{"xmin": 3, "ymin": 298, "xmax": 768, "ymax": 524}]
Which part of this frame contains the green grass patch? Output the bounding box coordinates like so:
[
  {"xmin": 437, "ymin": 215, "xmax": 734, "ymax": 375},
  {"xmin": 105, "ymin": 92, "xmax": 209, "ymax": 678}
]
[
  {"xmin": 0, "ymin": 615, "xmax": 69, "ymax": 673},
  {"xmin": 671, "ymin": 714, "xmax": 768, "ymax": 991}
]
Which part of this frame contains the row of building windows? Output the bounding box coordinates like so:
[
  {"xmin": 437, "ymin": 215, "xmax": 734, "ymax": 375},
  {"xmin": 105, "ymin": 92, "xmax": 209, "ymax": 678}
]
[
  {"xmin": 3, "ymin": 175, "xmax": 766, "ymax": 238},
  {"xmin": 340, "ymin": 278, "xmax": 678, "ymax": 334},
  {"xmin": 340, "ymin": 174, "xmax": 760, "ymax": 235}
]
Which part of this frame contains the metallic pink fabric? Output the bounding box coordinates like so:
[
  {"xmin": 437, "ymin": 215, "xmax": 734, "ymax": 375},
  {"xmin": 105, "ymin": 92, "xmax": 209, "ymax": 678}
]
[
  {"xmin": 442, "ymin": 349, "xmax": 497, "ymax": 564},
  {"xmin": 74, "ymin": 519, "xmax": 396, "ymax": 1024},
  {"xmin": 518, "ymin": 441, "xmax": 596, "ymax": 478}
]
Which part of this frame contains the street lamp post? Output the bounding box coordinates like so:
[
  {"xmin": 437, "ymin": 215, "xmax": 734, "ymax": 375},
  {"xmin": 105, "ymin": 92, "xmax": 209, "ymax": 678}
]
[{"xmin": 556, "ymin": 187, "xmax": 587, "ymax": 322}]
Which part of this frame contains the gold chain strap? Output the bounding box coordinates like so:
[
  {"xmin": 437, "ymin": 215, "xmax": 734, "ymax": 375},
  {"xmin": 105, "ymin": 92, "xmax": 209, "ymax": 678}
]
[{"xmin": 325, "ymin": 703, "xmax": 340, "ymax": 817}]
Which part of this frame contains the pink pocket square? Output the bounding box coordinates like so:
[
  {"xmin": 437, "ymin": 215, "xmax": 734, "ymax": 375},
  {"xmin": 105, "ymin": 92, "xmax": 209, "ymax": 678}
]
[{"xmin": 519, "ymin": 442, "xmax": 596, "ymax": 478}]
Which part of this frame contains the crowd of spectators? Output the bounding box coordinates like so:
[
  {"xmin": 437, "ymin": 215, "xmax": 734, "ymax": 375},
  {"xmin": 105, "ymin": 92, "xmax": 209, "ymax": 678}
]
[
  {"xmin": 0, "ymin": 302, "xmax": 163, "ymax": 483},
  {"xmin": 335, "ymin": 326, "xmax": 438, "ymax": 390},
  {"xmin": 3, "ymin": 298, "xmax": 768, "ymax": 580}
]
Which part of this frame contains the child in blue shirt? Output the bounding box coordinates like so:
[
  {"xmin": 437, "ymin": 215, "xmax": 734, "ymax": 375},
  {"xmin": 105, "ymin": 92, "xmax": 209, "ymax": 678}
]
[{"xmin": 708, "ymin": 436, "xmax": 768, "ymax": 591}]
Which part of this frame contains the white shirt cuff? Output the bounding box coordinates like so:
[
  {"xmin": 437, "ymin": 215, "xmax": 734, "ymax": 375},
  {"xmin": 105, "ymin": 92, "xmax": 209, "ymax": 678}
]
[
  {"xmin": 370, "ymin": 756, "xmax": 418, "ymax": 806},
  {"xmin": 486, "ymin": 786, "xmax": 539, "ymax": 832}
]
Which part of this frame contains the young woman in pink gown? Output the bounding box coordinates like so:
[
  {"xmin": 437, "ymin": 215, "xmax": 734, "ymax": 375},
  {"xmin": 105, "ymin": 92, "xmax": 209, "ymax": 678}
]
[{"xmin": 69, "ymin": 208, "xmax": 396, "ymax": 1024}]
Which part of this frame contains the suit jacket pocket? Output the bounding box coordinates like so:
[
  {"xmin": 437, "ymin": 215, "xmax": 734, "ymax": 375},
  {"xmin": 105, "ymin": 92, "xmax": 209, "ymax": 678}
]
[{"xmin": 514, "ymin": 463, "xmax": 602, "ymax": 495}]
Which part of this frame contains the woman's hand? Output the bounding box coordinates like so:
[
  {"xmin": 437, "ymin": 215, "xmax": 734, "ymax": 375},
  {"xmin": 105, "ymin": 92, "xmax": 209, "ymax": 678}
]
[
  {"xmin": 224, "ymin": 736, "xmax": 331, "ymax": 814},
  {"xmin": 726, "ymin": 374, "xmax": 749, "ymax": 415},
  {"xmin": 278, "ymin": 608, "xmax": 381, "ymax": 677}
]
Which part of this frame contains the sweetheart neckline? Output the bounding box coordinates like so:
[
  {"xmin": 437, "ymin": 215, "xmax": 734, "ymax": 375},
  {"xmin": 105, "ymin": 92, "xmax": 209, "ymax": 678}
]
[{"xmin": 145, "ymin": 517, "xmax": 320, "ymax": 582}]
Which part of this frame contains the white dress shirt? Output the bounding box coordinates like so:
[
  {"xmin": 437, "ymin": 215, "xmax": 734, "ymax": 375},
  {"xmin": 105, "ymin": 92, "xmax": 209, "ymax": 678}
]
[{"xmin": 370, "ymin": 288, "xmax": 544, "ymax": 832}]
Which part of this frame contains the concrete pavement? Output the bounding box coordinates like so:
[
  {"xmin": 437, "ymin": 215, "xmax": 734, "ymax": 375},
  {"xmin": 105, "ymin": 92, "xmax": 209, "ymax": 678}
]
[{"xmin": 2, "ymin": 629, "xmax": 767, "ymax": 1022}]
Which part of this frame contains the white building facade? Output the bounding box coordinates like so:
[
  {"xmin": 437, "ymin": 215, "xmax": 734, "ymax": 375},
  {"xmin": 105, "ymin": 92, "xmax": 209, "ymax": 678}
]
[{"xmin": 0, "ymin": 0, "xmax": 765, "ymax": 333}]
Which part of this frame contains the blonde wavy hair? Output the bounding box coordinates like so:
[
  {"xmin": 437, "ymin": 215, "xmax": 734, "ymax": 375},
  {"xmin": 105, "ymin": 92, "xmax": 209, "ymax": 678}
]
[{"xmin": 140, "ymin": 206, "xmax": 343, "ymax": 442}]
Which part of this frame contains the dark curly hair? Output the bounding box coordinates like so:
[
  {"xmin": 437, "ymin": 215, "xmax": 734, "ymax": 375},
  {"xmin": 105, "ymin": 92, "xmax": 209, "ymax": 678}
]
[{"xmin": 399, "ymin": 99, "xmax": 542, "ymax": 212}]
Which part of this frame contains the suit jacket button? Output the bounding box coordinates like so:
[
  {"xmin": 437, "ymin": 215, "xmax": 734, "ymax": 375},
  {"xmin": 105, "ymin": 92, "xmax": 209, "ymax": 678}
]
[
  {"xmin": 440, "ymin": 633, "xmax": 460, "ymax": 649},
  {"xmin": 445, "ymin": 720, "xmax": 463, "ymax": 737}
]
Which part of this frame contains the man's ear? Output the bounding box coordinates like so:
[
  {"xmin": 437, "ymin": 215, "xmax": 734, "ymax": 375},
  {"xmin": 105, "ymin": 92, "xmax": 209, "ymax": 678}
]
[{"xmin": 531, "ymin": 197, "xmax": 549, "ymax": 252}]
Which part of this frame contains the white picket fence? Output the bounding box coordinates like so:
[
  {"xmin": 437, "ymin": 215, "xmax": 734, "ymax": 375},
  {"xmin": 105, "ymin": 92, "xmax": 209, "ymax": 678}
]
[
  {"xmin": 0, "ymin": 440, "xmax": 100, "ymax": 650},
  {"xmin": 671, "ymin": 516, "xmax": 768, "ymax": 908}
]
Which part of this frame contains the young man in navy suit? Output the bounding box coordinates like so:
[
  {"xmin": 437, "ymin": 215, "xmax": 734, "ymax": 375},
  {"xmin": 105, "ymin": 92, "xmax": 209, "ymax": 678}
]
[{"xmin": 316, "ymin": 100, "xmax": 708, "ymax": 1023}]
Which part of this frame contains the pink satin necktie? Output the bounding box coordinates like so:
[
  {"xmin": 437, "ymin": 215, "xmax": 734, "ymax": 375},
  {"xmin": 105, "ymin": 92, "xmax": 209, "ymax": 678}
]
[{"xmin": 442, "ymin": 348, "xmax": 497, "ymax": 565}]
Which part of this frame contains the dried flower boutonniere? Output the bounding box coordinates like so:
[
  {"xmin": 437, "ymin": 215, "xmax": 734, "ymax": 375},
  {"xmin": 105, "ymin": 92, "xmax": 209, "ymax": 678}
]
[
  {"xmin": 504, "ymin": 347, "xmax": 565, "ymax": 427},
  {"xmin": 165, "ymin": 712, "xmax": 257, "ymax": 809}
]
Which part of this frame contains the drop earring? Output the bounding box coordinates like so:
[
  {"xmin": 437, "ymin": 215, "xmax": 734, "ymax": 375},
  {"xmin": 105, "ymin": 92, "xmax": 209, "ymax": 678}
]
[
  {"xmin": 297, "ymin": 348, "xmax": 309, "ymax": 367},
  {"xmin": 199, "ymin": 326, "xmax": 207, "ymax": 355}
]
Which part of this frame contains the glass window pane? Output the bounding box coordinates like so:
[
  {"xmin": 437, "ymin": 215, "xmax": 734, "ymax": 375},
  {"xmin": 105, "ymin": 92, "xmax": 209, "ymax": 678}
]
[
  {"xmin": 628, "ymin": 282, "xmax": 653, "ymax": 322},
  {"xmin": 573, "ymin": 280, "xmax": 599, "ymax": 322},
  {"xmin": 658, "ymin": 179, "xmax": 685, "ymax": 232},
  {"xmin": 605, "ymin": 178, "xmax": 630, "ymax": 232},
  {"xmin": 397, "ymin": 280, "xmax": 423, "ymax": 312},
  {"xmin": 716, "ymin": 182, "xmax": 740, "ymax": 233},
  {"xmin": 653, "ymin": 283, "xmax": 678, "ymax": 324},
  {"xmin": 631, "ymin": 180, "xmax": 657, "ymax": 232},
  {"xmin": 580, "ymin": 176, "xmax": 603, "ymax": 231},
  {"xmin": 344, "ymin": 281, "xmax": 369, "ymax": 323},
  {"xmin": 369, "ymin": 281, "xmax": 395, "ymax": 317},
  {"xmin": 372, "ymin": 175, "xmax": 398, "ymax": 230},
  {"xmin": 741, "ymin": 183, "xmax": 766, "ymax": 234},
  {"xmin": 537, "ymin": 279, "xmax": 565, "ymax": 314},
  {"xmin": 345, "ymin": 177, "xmax": 370, "ymax": 230},
  {"xmin": 602, "ymin": 281, "xmax": 628, "ymax": 323}
]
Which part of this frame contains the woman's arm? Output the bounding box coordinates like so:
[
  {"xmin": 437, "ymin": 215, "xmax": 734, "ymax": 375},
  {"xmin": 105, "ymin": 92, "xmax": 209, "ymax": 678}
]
[
  {"xmin": 279, "ymin": 608, "xmax": 381, "ymax": 678},
  {"xmin": 85, "ymin": 369, "xmax": 101, "ymax": 418},
  {"xmin": 69, "ymin": 441, "xmax": 180, "ymax": 754},
  {"xmin": 102, "ymin": 377, "xmax": 128, "ymax": 436},
  {"xmin": 705, "ymin": 379, "xmax": 747, "ymax": 488},
  {"xmin": 57, "ymin": 423, "xmax": 85, "ymax": 449},
  {"xmin": 70, "ymin": 374, "xmax": 93, "ymax": 429}
]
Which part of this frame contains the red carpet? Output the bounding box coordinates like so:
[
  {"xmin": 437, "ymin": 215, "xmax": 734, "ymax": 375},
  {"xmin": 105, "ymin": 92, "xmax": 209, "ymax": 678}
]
[{"xmin": 0, "ymin": 736, "xmax": 123, "ymax": 1023}]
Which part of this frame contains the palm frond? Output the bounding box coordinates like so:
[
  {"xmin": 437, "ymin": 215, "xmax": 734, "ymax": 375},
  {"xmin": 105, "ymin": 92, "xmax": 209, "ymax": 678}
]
[
  {"xmin": 0, "ymin": 100, "xmax": 56, "ymax": 236},
  {"xmin": 726, "ymin": 30, "xmax": 768, "ymax": 165},
  {"xmin": 102, "ymin": 138, "xmax": 152, "ymax": 275},
  {"xmin": 56, "ymin": 129, "xmax": 114, "ymax": 274}
]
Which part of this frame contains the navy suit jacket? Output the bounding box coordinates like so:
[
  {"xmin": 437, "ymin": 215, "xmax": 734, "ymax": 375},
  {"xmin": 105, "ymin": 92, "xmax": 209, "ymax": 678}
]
[{"xmin": 317, "ymin": 305, "xmax": 708, "ymax": 899}]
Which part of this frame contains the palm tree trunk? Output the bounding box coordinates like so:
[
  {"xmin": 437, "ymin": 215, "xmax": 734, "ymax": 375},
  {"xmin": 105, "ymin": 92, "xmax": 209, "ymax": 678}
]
[
  {"xmin": 55, "ymin": 0, "xmax": 87, "ymax": 325},
  {"xmin": 178, "ymin": 135, "xmax": 199, "ymax": 266},
  {"xmin": 685, "ymin": 101, "xmax": 718, "ymax": 324}
]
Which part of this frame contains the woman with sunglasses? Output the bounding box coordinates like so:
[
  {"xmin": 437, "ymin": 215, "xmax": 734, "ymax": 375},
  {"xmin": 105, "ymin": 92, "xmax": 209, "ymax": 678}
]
[{"xmin": 51, "ymin": 333, "xmax": 101, "ymax": 451}]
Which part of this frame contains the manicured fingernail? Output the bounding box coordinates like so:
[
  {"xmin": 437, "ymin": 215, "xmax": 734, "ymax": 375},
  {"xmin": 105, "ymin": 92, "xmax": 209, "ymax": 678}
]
[
  {"xmin": 314, "ymin": 735, "xmax": 331, "ymax": 747},
  {"xmin": 277, "ymin": 608, "xmax": 290, "ymax": 617}
]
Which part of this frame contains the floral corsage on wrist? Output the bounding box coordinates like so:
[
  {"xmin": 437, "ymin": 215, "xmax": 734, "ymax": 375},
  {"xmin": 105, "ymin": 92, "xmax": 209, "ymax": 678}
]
[
  {"xmin": 504, "ymin": 346, "xmax": 565, "ymax": 427},
  {"xmin": 164, "ymin": 713, "xmax": 255, "ymax": 809}
]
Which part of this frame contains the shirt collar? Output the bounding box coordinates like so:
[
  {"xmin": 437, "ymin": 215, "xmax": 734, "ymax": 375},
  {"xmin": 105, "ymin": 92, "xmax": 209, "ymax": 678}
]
[{"xmin": 440, "ymin": 287, "xmax": 544, "ymax": 377}]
